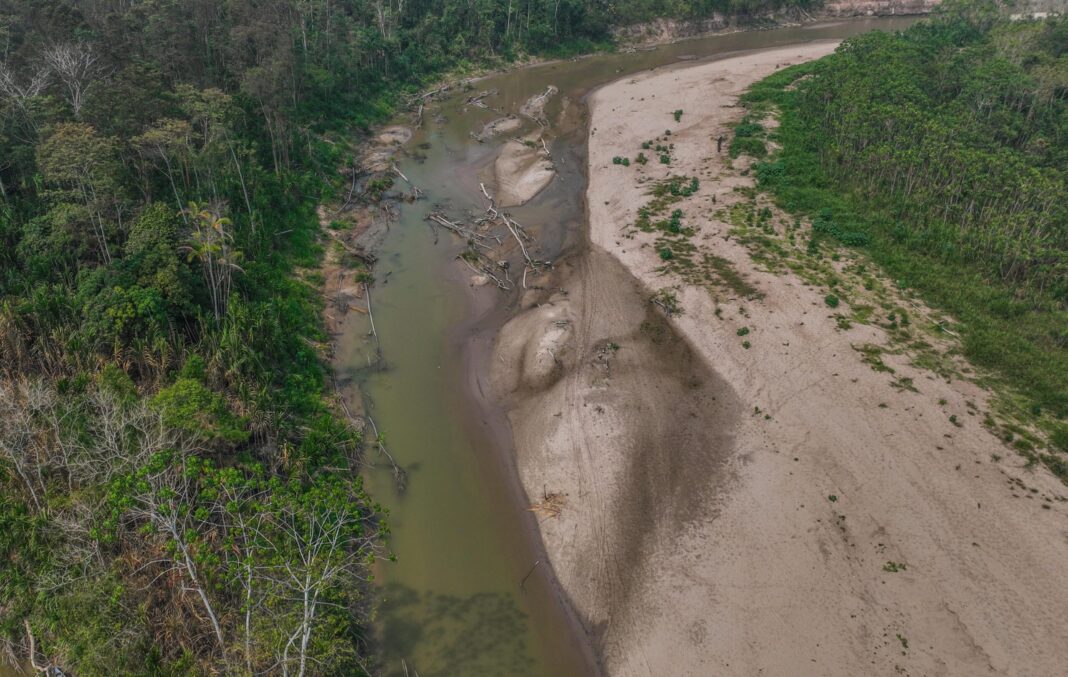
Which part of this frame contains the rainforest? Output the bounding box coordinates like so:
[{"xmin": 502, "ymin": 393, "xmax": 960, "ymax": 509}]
[{"xmin": 2, "ymin": 0, "xmax": 1067, "ymax": 675}]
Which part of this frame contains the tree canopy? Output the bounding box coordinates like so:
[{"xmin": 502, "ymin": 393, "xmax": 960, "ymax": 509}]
[{"xmin": 739, "ymin": 1, "xmax": 1068, "ymax": 476}]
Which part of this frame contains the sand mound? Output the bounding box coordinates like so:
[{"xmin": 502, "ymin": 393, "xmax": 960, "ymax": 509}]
[
  {"xmin": 493, "ymin": 133, "xmax": 555, "ymax": 207},
  {"xmin": 493, "ymin": 248, "xmax": 739, "ymax": 676},
  {"xmin": 495, "ymin": 298, "xmax": 571, "ymax": 391},
  {"xmin": 477, "ymin": 115, "xmax": 524, "ymax": 141}
]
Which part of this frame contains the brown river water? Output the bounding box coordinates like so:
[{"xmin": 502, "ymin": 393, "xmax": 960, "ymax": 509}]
[
  {"xmin": 336, "ymin": 16, "xmax": 918, "ymax": 677},
  {"xmin": 0, "ymin": 16, "xmax": 916, "ymax": 677}
]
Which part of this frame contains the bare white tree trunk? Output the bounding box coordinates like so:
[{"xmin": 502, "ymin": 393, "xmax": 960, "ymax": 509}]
[
  {"xmin": 0, "ymin": 60, "xmax": 49, "ymax": 128},
  {"xmin": 43, "ymin": 42, "xmax": 102, "ymax": 117}
]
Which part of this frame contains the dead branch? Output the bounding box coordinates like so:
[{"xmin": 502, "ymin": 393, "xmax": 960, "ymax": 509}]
[
  {"xmin": 365, "ymin": 413, "xmax": 406, "ymax": 491},
  {"xmin": 391, "ymin": 163, "xmax": 423, "ymax": 198},
  {"xmin": 464, "ymin": 89, "xmax": 499, "ymax": 111},
  {"xmin": 503, "ymin": 218, "xmax": 539, "ymax": 286},
  {"xmin": 519, "ymin": 560, "xmax": 541, "ymax": 591},
  {"xmin": 427, "ymin": 211, "xmax": 497, "ymax": 248},
  {"xmin": 364, "ymin": 282, "xmax": 380, "ymax": 354},
  {"xmin": 331, "ymin": 376, "xmax": 407, "ymax": 491},
  {"xmin": 458, "ymin": 254, "xmax": 512, "ymax": 291},
  {"xmin": 333, "ymin": 159, "xmax": 360, "ymax": 215},
  {"xmin": 476, "ymin": 183, "xmax": 541, "ymax": 287},
  {"xmin": 528, "ymin": 490, "xmax": 565, "ymax": 519},
  {"xmin": 24, "ymin": 619, "xmax": 50, "ymax": 673}
]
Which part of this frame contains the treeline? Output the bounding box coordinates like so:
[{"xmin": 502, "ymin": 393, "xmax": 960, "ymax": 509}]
[
  {"xmin": 793, "ymin": 3, "xmax": 1068, "ymax": 302},
  {"xmin": 741, "ymin": 0, "xmax": 1068, "ymax": 456}
]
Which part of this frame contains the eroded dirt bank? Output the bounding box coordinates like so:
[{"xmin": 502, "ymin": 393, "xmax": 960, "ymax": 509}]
[
  {"xmin": 612, "ymin": 0, "xmax": 937, "ymax": 46},
  {"xmin": 496, "ymin": 42, "xmax": 1068, "ymax": 676}
]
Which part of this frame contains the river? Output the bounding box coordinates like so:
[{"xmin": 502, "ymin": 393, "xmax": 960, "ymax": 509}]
[{"xmin": 332, "ymin": 15, "xmax": 919, "ymax": 677}]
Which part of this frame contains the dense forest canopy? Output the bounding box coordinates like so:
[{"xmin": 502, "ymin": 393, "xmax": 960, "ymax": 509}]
[
  {"xmin": 0, "ymin": 0, "xmax": 828, "ymax": 674},
  {"xmin": 797, "ymin": 6, "xmax": 1068, "ymax": 301},
  {"xmin": 740, "ymin": 0, "xmax": 1068, "ymax": 472}
]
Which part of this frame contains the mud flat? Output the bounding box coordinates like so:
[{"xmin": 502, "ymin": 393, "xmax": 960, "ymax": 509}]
[{"xmin": 496, "ymin": 42, "xmax": 1068, "ymax": 676}]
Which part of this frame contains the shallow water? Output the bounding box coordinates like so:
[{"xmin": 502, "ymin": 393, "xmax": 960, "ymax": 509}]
[{"xmin": 336, "ymin": 16, "xmax": 920, "ymax": 677}]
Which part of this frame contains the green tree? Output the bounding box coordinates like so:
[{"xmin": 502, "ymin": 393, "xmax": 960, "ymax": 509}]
[{"xmin": 36, "ymin": 123, "xmax": 124, "ymax": 264}]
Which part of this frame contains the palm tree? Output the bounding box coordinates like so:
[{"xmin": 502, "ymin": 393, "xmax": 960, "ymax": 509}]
[{"xmin": 181, "ymin": 202, "xmax": 244, "ymax": 323}]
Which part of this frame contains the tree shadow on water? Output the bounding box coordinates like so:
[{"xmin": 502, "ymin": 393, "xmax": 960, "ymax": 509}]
[{"xmin": 373, "ymin": 582, "xmax": 538, "ymax": 677}]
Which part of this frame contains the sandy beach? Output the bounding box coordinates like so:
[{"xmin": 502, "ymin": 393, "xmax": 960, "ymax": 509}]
[{"xmin": 494, "ymin": 42, "xmax": 1068, "ymax": 676}]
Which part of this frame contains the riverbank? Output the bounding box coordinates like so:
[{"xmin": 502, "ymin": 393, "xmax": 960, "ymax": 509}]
[
  {"xmin": 497, "ymin": 42, "xmax": 1068, "ymax": 674},
  {"xmin": 402, "ymin": 0, "xmax": 936, "ymax": 122},
  {"xmin": 321, "ymin": 18, "xmax": 926, "ymax": 675},
  {"xmin": 611, "ymin": 0, "xmax": 936, "ymax": 45}
]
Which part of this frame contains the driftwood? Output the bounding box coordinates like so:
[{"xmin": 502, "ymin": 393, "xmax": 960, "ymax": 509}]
[
  {"xmin": 331, "ymin": 235, "xmax": 377, "ymax": 266},
  {"xmin": 503, "ymin": 217, "xmax": 538, "ymax": 283},
  {"xmin": 408, "ymin": 76, "xmax": 477, "ymax": 109},
  {"xmin": 458, "ymin": 253, "xmax": 513, "ymax": 291},
  {"xmin": 464, "ymin": 88, "xmax": 499, "ymax": 111},
  {"xmin": 519, "ymin": 560, "xmax": 542, "ymax": 591},
  {"xmin": 364, "ymin": 282, "xmax": 380, "ymax": 353},
  {"xmin": 391, "ymin": 162, "xmax": 424, "ymax": 198},
  {"xmin": 427, "ymin": 211, "xmax": 499, "ymax": 249},
  {"xmin": 333, "ymin": 377, "xmax": 407, "ymax": 491},
  {"xmin": 520, "ymin": 85, "xmax": 558, "ymax": 126},
  {"xmin": 478, "ymin": 182, "xmax": 542, "ymax": 287},
  {"xmin": 410, "ymin": 83, "xmax": 451, "ymax": 105},
  {"xmin": 422, "ymin": 182, "xmax": 547, "ymax": 293},
  {"xmin": 365, "ymin": 412, "xmax": 407, "ymax": 491},
  {"xmin": 479, "ymin": 182, "xmax": 495, "ymax": 207},
  {"xmin": 525, "ymin": 86, "xmax": 556, "ymax": 109}
]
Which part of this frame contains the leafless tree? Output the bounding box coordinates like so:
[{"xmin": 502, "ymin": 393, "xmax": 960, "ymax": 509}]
[
  {"xmin": 261, "ymin": 497, "xmax": 375, "ymax": 677},
  {"xmin": 0, "ymin": 377, "xmax": 196, "ymax": 502},
  {"xmin": 372, "ymin": 0, "xmax": 404, "ymax": 43},
  {"xmin": 43, "ymin": 42, "xmax": 103, "ymax": 117},
  {"xmin": 123, "ymin": 451, "xmax": 227, "ymax": 652},
  {"xmin": 0, "ymin": 59, "xmax": 49, "ymax": 126},
  {"xmin": 0, "ymin": 378, "xmax": 48, "ymax": 512}
]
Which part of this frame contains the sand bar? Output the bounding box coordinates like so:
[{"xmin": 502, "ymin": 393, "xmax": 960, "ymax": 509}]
[{"xmin": 498, "ymin": 41, "xmax": 1068, "ymax": 676}]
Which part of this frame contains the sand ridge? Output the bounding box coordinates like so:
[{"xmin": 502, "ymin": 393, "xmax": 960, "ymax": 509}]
[{"xmin": 498, "ymin": 41, "xmax": 1068, "ymax": 676}]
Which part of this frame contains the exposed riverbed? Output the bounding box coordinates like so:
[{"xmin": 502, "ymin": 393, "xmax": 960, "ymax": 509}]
[{"xmin": 333, "ymin": 17, "xmax": 918, "ymax": 677}]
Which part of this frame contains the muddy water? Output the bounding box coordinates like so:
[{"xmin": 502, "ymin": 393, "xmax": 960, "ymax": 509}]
[{"xmin": 337, "ymin": 17, "xmax": 919, "ymax": 677}]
